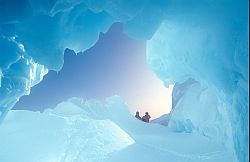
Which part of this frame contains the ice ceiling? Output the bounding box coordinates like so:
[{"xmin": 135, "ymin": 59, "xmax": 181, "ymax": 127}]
[{"xmin": 0, "ymin": 0, "xmax": 249, "ymax": 162}]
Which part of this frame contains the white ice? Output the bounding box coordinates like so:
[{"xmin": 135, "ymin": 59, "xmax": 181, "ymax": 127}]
[{"xmin": 0, "ymin": 96, "xmax": 234, "ymax": 162}]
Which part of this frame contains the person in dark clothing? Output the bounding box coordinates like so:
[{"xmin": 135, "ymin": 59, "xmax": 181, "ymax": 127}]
[
  {"xmin": 135, "ymin": 111, "xmax": 142, "ymax": 120},
  {"xmin": 142, "ymin": 112, "xmax": 151, "ymax": 123}
]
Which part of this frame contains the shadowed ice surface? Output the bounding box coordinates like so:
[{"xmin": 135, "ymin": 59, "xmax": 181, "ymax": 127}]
[
  {"xmin": 0, "ymin": 0, "xmax": 248, "ymax": 162},
  {"xmin": 0, "ymin": 96, "xmax": 233, "ymax": 162}
]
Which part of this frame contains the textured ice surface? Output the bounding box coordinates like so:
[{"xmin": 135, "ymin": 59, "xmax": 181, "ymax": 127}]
[
  {"xmin": 0, "ymin": 0, "xmax": 249, "ymax": 162},
  {"xmin": 0, "ymin": 96, "xmax": 234, "ymax": 162},
  {"xmin": 168, "ymin": 79, "xmax": 220, "ymax": 136},
  {"xmin": 147, "ymin": 14, "xmax": 249, "ymax": 162},
  {"xmin": 0, "ymin": 96, "xmax": 135, "ymax": 162},
  {"xmin": 0, "ymin": 36, "xmax": 48, "ymax": 121}
]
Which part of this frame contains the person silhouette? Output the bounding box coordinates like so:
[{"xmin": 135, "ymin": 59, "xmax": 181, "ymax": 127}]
[
  {"xmin": 142, "ymin": 112, "xmax": 151, "ymax": 123},
  {"xmin": 135, "ymin": 111, "xmax": 142, "ymax": 120}
]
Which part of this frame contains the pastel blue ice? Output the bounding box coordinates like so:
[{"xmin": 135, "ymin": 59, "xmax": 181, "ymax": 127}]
[
  {"xmin": 0, "ymin": 96, "xmax": 235, "ymax": 162},
  {"xmin": 0, "ymin": 0, "xmax": 248, "ymax": 162}
]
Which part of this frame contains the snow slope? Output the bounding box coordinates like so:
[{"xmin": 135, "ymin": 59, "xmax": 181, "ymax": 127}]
[{"xmin": 0, "ymin": 97, "xmax": 234, "ymax": 162}]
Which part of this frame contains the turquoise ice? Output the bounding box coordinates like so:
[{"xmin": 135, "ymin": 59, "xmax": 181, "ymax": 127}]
[{"xmin": 0, "ymin": 0, "xmax": 248, "ymax": 162}]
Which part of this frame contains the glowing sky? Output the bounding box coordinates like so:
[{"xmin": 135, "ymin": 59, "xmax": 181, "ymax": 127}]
[{"xmin": 14, "ymin": 23, "xmax": 173, "ymax": 119}]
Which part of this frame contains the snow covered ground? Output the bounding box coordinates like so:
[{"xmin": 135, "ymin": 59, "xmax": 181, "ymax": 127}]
[
  {"xmin": 0, "ymin": 1, "xmax": 248, "ymax": 161},
  {"xmin": 0, "ymin": 96, "xmax": 234, "ymax": 162}
]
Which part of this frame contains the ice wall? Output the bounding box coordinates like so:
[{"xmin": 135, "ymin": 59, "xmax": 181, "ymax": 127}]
[
  {"xmin": 168, "ymin": 79, "xmax": 228, "ymax": 139},
  {"xmin": 0, "ymin": 0, "xmax": 248, "ymax": 162},
  {"xmin": 0, "ymin": 36, "xmax": 48, "ymax": 121},
  {"xmin": 146, "ymin": 3, "xmax": 249, "ymax": 161}
]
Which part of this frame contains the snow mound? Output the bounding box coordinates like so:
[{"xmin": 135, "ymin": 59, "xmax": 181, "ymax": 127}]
[
  {"xmin": 0, "ymin": 96, "xmax": 134, "ymax": 162},
  {"xmin": 0, "ymin": 96, "xmax": 234, "ymax": 162}
]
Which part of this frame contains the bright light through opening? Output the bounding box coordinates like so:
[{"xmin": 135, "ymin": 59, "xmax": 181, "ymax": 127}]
[{"xmin": 125, "ymin": 68, "xmax": 174, "ymax": 120}]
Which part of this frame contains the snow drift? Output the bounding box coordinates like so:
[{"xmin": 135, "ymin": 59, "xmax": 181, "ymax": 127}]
[{"xmin": 0, "ymin": 96, "xmax": 234, "ymax": 162}]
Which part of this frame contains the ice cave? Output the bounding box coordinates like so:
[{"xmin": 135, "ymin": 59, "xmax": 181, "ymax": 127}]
[{"xmin": 0, "ymin": 0, "xmax": 249, "ymax": 162}]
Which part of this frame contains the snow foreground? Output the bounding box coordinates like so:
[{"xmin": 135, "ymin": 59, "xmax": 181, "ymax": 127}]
[
  {"xmin": 0, "ymin": 96, "xmax": 234, "ymax": 162},
  {"xmin": 0, "ymin": 0, "xmax": 248, "ymax": 162}
]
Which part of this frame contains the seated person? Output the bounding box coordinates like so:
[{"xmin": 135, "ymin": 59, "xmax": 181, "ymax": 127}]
[
  {"xmin": 142, "ymin": 112, "xmax": 151, "ymax": 123},
  {"xmin": 135, "ymin": 111, "xmax": 142, "ymax": 120}
]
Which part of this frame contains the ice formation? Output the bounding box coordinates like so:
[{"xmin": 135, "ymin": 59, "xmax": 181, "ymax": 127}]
[
  {"xmin": 147, "ymin": 10, "xmax": 249, "ymax": 161},
  {"xmin": 0, "ymin": 0, "xmax": 249, "ymax": 162},
  {"xmin": 0, "ymin": 97, "xmax": 134, "ymax": 162},
  {"xmin": 0, "ymin": 96, "xmax": 235, "ymax": 162}
]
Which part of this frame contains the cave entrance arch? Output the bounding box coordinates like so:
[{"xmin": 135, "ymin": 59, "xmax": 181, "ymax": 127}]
[{"xmin": 14, "ymin": 23, "xmax": 174, "ymax": 120}]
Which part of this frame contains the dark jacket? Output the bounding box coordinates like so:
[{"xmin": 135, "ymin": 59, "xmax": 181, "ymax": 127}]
[
  {"xmin": 142, "ymin": 115, "xmax": 151, "ymax": 123},
  {"xmin": 135, "ymin": 115, "xmax": 142, "ymax": 120}
]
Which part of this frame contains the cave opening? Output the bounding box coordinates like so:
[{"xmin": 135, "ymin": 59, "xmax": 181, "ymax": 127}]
[
  {"xmin": 14, "ymin": 22, "xmax": 174, "ymax": 120},
  {"xmin": 0, "ymin": 1, "xmax": 248, "ymax": 161}
]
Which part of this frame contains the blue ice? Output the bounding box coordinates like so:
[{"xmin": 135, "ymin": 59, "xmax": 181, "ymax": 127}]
[{"xmin": 0, "ymin": 0, "xmax": 248, "ymax": 162}]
